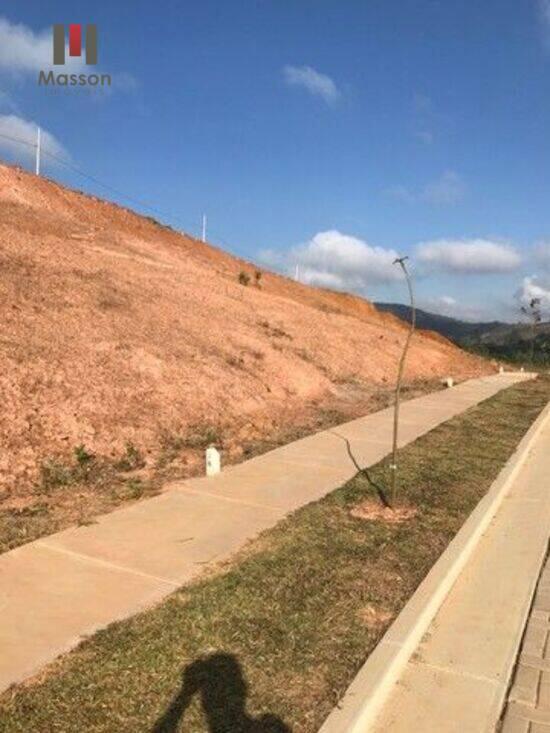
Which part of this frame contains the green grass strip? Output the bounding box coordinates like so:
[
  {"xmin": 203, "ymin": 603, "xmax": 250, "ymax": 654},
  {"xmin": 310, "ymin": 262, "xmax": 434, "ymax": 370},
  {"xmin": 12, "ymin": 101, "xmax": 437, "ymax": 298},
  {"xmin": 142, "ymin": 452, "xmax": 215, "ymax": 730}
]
[{"xmin": 1, "ymin": 376, "xmax": 549, "ymax": 733}]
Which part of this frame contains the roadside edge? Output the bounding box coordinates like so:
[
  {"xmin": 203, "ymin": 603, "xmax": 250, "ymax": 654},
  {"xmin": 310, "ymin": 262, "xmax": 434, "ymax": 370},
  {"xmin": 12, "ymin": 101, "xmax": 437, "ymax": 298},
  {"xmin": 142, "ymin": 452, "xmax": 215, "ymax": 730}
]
[{"xmin": 319, "ymin": 379, "xmax": 550, "ymax": 733}]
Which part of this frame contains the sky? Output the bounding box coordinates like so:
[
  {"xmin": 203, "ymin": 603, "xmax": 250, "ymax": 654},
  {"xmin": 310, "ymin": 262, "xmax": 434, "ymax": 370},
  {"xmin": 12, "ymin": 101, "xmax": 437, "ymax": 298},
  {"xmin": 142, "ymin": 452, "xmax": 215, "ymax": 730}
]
[{"xmin": 1, "ymin": 1, "xmax": 550, "ymax": 322}]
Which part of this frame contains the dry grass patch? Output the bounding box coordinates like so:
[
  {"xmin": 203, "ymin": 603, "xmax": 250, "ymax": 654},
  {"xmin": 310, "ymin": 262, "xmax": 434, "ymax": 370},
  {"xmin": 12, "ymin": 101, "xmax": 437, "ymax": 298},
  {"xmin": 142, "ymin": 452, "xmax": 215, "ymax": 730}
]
[
  {"xmin": 350, "ymin": 499, "xmax": 417, "ymax": 524},
  {"xmin": 357, "ymin": 604, "xmax": 394, "ymax": 628}
]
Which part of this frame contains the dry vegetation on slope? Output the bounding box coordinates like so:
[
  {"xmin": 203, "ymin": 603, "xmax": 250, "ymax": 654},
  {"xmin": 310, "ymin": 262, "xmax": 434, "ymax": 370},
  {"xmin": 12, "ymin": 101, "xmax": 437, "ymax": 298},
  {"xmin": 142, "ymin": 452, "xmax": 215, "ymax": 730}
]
[{"xmin": 0, "ymin": 163, "xmax": 491, "ymax": 545}]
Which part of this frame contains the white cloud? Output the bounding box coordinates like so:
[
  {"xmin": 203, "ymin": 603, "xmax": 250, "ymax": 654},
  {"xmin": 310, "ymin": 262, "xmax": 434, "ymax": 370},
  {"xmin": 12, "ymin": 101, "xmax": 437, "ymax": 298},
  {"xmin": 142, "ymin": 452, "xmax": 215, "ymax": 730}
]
[
  {"xmin": 418, "ymin": 295, "xmax": 489, "ymax": 322},
  {"xmin": 439, "ymin": 295, "xmax": 457, "ymax": 307},
  {"xmin": 420, "ymin": 170, "xmax": 465, "ymax": 205},
  {"xmin": 262, "ymin": 230, "xmax": 403, "ymax": 292},
  {"xmin": 0, "ymin": 17, "xmax": 137, "ymax": 92},
  {"xmin": 516, "ymin": 276, "xmax": 550, "ymax": 313},
  {"xmin": 385, "ymin": 170, "xmax": 465, "ymax": 205},
  {"xmin": 0, "ymin": 17, "xmax": 52, "ymax": 73},
  {"xmin": 0, "ymin": 17, "xmax": 85, "ymax": 74},
  {"xmin": 0, "ymin": 114, "xmax": 69, "ymax": 166},
  {"xmin": 283, "ymin": 65, "xmax": 340, "ymax": 104},
  {"xmin": 416, "ymin": 238, "xmax": 521, "ymax": 274}
]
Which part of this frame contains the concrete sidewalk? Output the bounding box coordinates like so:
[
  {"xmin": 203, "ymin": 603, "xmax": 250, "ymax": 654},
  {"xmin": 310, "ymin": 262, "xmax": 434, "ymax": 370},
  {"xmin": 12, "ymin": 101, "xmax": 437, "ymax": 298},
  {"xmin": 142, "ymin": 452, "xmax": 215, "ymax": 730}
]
[
  {"xmin": 363, "ymin": 387, "xmax": 550, "ymax": 733},
  {"xmin": 0, "ymin": 373, "xmax": 529, "ymax": 694}
]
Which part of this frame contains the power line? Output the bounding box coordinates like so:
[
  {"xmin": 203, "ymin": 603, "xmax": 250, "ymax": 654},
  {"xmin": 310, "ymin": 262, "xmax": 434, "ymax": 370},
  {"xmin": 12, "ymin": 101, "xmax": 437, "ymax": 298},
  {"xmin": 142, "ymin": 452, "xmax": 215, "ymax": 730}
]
[
  {"xmin": 0, "ymin": 130, "xmax": 196, "ymax": 230},
  {"xmin": 0, "ymin": 130, "xmax": 258, "ymax": 264}
]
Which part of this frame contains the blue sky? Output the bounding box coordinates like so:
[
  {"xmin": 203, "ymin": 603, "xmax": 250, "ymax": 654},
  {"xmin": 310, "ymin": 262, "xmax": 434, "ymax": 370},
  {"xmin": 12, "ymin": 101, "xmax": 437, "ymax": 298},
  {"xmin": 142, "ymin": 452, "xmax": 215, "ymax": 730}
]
[{"xmin": 1, "ymin": 1, "xmax": 550, "ymax": 321}]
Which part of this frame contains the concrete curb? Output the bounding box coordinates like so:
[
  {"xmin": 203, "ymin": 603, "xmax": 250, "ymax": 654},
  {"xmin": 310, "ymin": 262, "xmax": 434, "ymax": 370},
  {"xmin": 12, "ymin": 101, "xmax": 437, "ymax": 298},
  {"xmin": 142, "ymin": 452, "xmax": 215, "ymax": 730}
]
[{"xmin": 319, "ymin": 391, "xmax": 550, "ymax": 733}]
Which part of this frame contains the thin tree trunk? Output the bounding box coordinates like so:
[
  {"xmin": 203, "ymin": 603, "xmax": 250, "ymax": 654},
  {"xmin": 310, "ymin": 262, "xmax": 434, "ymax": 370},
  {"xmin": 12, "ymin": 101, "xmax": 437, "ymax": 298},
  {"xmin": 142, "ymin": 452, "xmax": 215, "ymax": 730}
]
[{"xmin": 390, "ymin": 259, "xmax": 416, "ymax": 505}]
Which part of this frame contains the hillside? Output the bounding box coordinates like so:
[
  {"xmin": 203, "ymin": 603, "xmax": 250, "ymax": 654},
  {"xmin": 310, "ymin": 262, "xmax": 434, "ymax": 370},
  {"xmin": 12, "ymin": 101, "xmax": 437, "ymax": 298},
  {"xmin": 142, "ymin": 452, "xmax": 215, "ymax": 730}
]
[
  {"xmin": 0, "ymin": 163, "xmax": 491, "ymax": 507},
  {"xmin": 470, "ymin": 321, "xmax": 550, "ymax": 364},
  {"xmin": 374, "ymin": 302, "xmax": 506, "ymax": 343},
  {"xmin": 474, "ymin": 321, "xmax": 550, "ymax": 345},
  {"xmin": 375, "ymin": 302, "xmax": 550, "ymax": 364}
]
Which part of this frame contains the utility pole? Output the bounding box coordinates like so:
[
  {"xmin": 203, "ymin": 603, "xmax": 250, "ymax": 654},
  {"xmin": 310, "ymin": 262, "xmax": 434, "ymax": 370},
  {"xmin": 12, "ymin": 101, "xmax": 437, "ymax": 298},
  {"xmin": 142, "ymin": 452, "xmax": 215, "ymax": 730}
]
[
  {"xmin": 35, "ymin": 126, "xmax": 41, "ymax": 176},
  {"xmin": 201, "ymin": 214, "xmax": 207, "ymax": 243}
]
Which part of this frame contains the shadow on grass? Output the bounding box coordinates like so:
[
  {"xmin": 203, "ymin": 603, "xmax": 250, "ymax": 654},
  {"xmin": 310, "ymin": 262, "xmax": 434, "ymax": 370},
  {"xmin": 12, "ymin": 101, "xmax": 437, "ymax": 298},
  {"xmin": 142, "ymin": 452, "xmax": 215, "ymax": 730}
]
[
  {"xmin": 330, "ymin": 430, "xmax": 392, "ymax": 508},
  {"xmin": 152, "ymin": 652, "xmax": 291, "ymax": 732}
]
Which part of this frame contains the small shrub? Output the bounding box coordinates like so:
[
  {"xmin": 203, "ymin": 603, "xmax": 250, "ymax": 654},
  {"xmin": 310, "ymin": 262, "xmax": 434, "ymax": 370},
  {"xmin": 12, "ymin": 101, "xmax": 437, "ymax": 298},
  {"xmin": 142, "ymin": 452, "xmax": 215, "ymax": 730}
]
[
  {"xmin": 157, "ymin": 432, "xmax": 185, "ymax": 467},
  {"xmin": 145, "ymin": 216, "xmax": 174, "ymax": 232},
  {"xmin": 254, "ymin": 270, "xmax": 262, "ymax": 286},
  {"xmin": 125, "ymin": 479, "xmax": 145, "ymax": 499},
  {"xmin": 114, "ymin": 478, "xmax": 147, "ymax": 502},
  {"xmin": 258, "ymin": 320, "xmax": 292, "ymax": 340},
  {"xmin": 186, "ymin": 425, "xmax": 221, "ymax": 449},
  {"xmin": 39, "ymin": 459, "xmax": 73, "ymax": 492},
  {"xmin": 226, "ymin": 355, "xmax": 244, "ymax": 368},
  {"xmin": 238, "ymin": 271, "xmax": 251, "ymax": 286},
  {"xmin": 74, "ymin": 444, "xmax": 94, "ymax": 467},
  {"xmin": 115, "ymin": 442, "xmax": 145, "ymax": 472},
  {"xmin": 159, "ymin": 432, "xmax": 184, "ymax": 452}
]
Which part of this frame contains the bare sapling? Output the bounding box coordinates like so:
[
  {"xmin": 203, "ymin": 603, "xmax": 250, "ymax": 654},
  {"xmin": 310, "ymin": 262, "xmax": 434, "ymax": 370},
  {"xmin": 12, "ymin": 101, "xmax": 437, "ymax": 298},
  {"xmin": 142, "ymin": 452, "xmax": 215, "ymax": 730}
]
[
  {"xmin": 390, "ymin": 256, "xmax": 416, "ymax": 505},
  {"xmin": 520, "ymin": 297, "xmax": 542, "ymax": 366}
]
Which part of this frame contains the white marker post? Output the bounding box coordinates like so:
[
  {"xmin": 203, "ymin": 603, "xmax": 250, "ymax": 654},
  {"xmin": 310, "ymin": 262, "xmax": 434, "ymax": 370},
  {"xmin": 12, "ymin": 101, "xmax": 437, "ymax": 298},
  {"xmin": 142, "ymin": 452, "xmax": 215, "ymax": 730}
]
[
  {"xmin": 206, "ymin": 445, "xmax": 221, "ymax": 477},
  {"xmin": 201, "ymin": 214, "xmax": 207, "ymax": 243},
  {"xmin": 35, "ymin": 126, "xmax": 41, "ymax": 176}
]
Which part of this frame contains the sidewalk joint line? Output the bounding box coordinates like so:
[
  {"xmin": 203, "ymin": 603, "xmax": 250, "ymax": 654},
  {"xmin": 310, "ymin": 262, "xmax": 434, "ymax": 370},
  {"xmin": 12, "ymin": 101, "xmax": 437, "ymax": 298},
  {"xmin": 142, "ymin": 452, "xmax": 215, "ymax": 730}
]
[
  {"xmin": 36, "ymin": 541, "xmax": 180, "ymax": 588},
  {"xmin": 172, "ymin": 485, "xmax": 284, "ymax": 513},
  {"xmin": 257, "ymin": 457, "xmax": 358, "ymax": 472},
  {"xmin": 412, "ymin": 659, "xmax": 498, "ymax": 686}
]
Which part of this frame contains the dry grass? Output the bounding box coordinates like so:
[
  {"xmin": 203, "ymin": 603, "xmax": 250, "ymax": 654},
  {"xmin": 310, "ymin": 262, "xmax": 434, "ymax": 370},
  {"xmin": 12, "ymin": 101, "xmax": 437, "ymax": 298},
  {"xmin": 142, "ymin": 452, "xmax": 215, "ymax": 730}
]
[{"xmin": 1, "ymin": 377, "xmax": 548, "ymax": 732}]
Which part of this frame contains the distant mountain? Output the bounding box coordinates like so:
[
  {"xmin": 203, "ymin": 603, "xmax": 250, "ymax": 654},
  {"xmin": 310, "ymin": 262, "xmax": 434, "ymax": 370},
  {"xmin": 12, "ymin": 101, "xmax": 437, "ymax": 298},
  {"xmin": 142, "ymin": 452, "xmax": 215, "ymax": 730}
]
[
  {"xmin": 375, "ymin": 302, "xmax": 550, "ymax": 364},
  {"xmin": 374, "ymin": 303, "xmax": 505, "ymax": 343}
]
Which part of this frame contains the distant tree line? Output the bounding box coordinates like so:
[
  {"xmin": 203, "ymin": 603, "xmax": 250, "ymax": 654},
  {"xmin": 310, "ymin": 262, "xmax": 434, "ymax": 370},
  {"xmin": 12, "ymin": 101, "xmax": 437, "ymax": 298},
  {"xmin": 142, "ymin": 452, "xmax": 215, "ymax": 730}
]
[{"xmin": 464, "ymin": 340, "xmax": 550, "ymax": 367}]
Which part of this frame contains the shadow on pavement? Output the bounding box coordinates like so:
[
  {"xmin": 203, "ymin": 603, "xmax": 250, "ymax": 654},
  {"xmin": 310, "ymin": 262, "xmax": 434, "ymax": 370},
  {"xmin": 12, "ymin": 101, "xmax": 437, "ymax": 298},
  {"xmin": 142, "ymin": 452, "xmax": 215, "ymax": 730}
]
[{"xmin": 151, "ymin": 652, "xmax": 291, "ymax": 732}]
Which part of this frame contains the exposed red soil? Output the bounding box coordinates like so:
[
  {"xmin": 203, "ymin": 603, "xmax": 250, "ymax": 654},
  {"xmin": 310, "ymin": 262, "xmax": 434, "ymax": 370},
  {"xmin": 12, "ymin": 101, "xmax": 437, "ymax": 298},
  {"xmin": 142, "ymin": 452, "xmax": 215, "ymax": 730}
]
[
  {"xmin": 350, "ymin": 500, "xmax": 418, "ymax": 524},
  {"xmin": 357, "ymin": 604, "xmax": 394, "ymax": 628},
  {"xmin": 0, "ymin": 162, "xmax": 492, "ymax": 501}
]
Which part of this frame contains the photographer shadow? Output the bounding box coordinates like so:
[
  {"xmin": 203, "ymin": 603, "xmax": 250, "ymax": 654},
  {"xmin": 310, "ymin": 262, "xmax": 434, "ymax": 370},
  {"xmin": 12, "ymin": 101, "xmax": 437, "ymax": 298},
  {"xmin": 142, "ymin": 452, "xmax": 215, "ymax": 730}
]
[{"xmin": 152, "ymin": 652, "xmax": 291, "ymax": 732}]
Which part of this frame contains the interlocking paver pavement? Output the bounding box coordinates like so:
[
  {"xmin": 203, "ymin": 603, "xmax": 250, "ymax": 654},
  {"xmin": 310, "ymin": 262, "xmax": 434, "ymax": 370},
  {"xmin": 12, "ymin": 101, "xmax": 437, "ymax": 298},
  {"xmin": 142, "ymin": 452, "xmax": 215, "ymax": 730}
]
[{"xmin": 502, "ymin": 559, "xmax": 550, "ymax": 733}]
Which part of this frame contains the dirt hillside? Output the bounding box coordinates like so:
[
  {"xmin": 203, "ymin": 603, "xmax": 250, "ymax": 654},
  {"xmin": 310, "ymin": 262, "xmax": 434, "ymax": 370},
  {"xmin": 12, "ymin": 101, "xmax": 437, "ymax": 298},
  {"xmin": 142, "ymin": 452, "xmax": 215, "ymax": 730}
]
[{"xmin": 0, "ymin": 162, "xmax": 491, "ymax": 500}]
